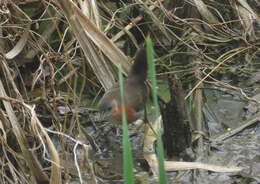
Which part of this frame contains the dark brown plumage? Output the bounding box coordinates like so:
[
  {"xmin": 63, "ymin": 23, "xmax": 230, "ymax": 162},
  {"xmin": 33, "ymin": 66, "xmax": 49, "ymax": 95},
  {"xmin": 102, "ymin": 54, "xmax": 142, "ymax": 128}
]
[{"xmin": 98, "ymin": 49, "xmax": 149, "ymax": 124}]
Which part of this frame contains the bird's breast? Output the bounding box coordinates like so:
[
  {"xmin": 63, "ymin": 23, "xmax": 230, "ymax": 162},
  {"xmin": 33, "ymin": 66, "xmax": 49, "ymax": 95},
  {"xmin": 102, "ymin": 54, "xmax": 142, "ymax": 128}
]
[{"xmin": 112, "ymin": 104, "xmax": 140, "ymax": 123}]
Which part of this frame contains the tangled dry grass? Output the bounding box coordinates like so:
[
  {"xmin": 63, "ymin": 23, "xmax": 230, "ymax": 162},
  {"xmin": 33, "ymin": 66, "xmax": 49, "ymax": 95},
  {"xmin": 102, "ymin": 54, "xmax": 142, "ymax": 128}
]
[{"xmin": 0, "ymin": 0, "xmax": 259, "ymax": 183}]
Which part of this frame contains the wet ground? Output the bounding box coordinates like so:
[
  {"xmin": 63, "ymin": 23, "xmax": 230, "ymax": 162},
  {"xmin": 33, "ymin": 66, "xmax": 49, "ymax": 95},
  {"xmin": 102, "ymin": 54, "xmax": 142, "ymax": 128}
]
[
  {"xmin": 88, "ymin": 87, "xmax": 260, "ymax": 184},
  {"xmin": 59, "ymin": 84, "xmax": 260, "ymax": 184},
  {"xmin": 167, "ymin": 123, "xmax": 260, "ymax": 184},
  {"xmin": 167, "ymin": 86, "xmax": 260, "ymax": 184}
]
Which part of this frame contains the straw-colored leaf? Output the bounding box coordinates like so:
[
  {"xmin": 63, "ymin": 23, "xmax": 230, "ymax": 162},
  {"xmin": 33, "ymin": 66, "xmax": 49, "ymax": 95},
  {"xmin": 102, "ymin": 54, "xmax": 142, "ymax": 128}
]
[
  {"xmin": 0, "ymin": 79, "xmax": 49, "ymax": 183},
  {"xmin": 164, "ymin": 161, "xmax": 243, "ymax": 172},
  {"xmin": 234, "ymin": 1, "xmax": 259, "ymax": 41},
  {"xmin": 5, "ymin": 27, "xmax": 29, "ymax": 60},
  {"xmin": 193, "ymin": 0, "xmax": 219, "ymax": 24},
  {"xmin": 57, "ymin": 0, "xmax": 130, "ymax": 90}
]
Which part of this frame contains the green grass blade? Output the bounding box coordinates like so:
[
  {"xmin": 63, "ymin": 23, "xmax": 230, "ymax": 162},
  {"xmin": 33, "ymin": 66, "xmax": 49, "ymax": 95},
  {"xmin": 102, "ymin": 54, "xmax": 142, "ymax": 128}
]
[
  {"xmin": 146, "ymin": 38, "xmax": 167, "ymax": 184},
  {"xmin": 118, "ymin": 66, "xmax": 135, "ymax": 184}
]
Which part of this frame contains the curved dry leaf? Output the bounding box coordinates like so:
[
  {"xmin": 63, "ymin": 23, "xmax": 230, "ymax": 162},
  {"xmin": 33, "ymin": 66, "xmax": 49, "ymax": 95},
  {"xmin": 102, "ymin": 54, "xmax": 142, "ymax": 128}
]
[
  {"xmin": 57, "ymin": 0, "xmax": 130, "ymax": 90},
  {"xmin": 237, "ymin": 4, "xmax": 257, "ymax": 41},
  {"xmin": 79, "ymin": 0, "xmax": 100, "ymax": 27},
  {"xmin": 0, "ymin": 79, "xmax": 49, "ymax": 183},
  {"xmin": 5, "ymin": 28, "xmax": 29, "ymax": 60},
  {"xmin": 193, "ymin": 0, "xmax": 219, "ymax": 24},
  {"xmin": 237, "ymin": 0, "xmax": 260, "ymax": 23},
  {"xmin": 28, "ymin": 105, "xmax": 62, "ymax": 184}
]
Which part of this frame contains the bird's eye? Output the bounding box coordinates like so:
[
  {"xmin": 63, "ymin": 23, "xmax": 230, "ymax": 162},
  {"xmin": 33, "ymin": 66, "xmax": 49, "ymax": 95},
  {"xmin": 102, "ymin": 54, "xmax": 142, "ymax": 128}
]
[
  {"xmin": 99, "ymin": 99, "xmax": 117, "ymax": 113},
  {"xmin": 106, "ymin": 106, "xmax": 112, "ymax": 112}
]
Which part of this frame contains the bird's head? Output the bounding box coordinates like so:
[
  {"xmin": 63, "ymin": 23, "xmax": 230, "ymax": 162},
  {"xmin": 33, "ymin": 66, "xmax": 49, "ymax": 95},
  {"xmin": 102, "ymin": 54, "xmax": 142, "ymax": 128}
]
[{"xmin": 98, "ymin": 98, "xmax": 120, "ymax": 122}]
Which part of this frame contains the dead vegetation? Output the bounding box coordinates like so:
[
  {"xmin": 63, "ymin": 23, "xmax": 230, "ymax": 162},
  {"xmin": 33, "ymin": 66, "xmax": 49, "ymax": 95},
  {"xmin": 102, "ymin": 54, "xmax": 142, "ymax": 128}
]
[{"xmin": 0, "ymin": 0, "xmax": 259, "ymax": 183}]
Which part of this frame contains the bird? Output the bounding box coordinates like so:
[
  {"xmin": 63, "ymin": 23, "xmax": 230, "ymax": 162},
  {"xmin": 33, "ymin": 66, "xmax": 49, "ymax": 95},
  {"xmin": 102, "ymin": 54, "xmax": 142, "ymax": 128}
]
[{"xmin": 98, "ymin": 48, "xmax": 149, "ymax": 125}]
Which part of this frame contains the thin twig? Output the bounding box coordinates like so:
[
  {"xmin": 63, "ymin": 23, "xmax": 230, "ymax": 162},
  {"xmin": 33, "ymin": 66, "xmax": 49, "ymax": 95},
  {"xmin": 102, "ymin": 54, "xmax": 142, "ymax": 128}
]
[{"xmin": 212, "ymin": 113, "xmax": 260, "ymax": 143}]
